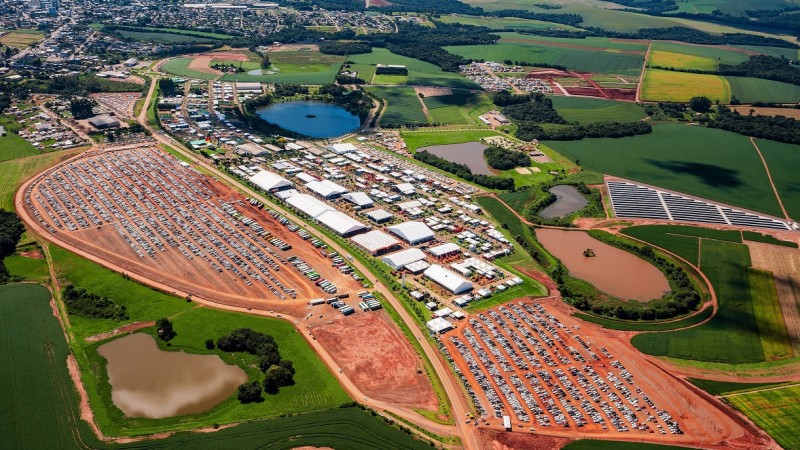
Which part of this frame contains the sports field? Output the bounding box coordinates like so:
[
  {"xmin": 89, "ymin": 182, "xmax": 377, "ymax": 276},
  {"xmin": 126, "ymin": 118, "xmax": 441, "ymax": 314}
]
[
  {"xmin": 632, "ymin": 239, "xmax": 766, "ymax": 363},
  {"xmin": 422, "ymin": 90, "xmax": 494, "ymax": 125},
  {"xmin": 548, "ymin": 124, "xmax": 783, "ymax": 217},
  {"xmin": 727, "ymin": 384, "xmax": 800, "ymax": 450},
  {"xmin": 726, "ymin": 77, "xmax": 800, "ymax": 104},
  {"xmin": 447, "ymin": 33, "xmax": 645, "ymax": 75},
  {"xmin": 0, "ymin": 29, "xmax": 44, "ymax": 48},
  {"xmin": 347, "ymin": 48, "xmax": 478, "ymax": 89},
  {"xmin": 368, "ymin": 86, "xmax": 427, "ymax": 127},
  {"xmin": 549, "ymin": 96, "xmax": 646, "ymax": 124},
  {"xmin": 754, "ymin": 139, "xmax": 800, "ymax": 219},
  {"xmin": 161, "ymin": 57, "xmax": 219, "ymax": 80},
  {"xmin": 222, "ymin": 51, "xmax": 344, "ymax": 84},
  {"xmin": 641, "ymin": 69, "xmax": 731, "ymax": 102}
]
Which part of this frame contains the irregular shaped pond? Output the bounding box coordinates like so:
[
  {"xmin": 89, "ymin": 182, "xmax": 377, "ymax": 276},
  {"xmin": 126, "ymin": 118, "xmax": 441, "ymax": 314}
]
[
  {"xmin": 540, "ymin": 185, "xmax": 589, "ymax": 219},
  {"xmin": 535, "ymin": 228, "xmax": 671, "ymax": 301},
  {"xmin": 417, "ymin": 142, "xmax": 495, "ymax": 176},
  {"xmin": 98, "ymin": 333, "xmax": 247, "ymax": 418}
]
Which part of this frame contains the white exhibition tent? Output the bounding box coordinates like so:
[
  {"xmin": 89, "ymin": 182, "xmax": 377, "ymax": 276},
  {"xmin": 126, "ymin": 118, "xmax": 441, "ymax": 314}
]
[
  {"xmin": 381, "ymin": 248, "xmax": 426, "ymax": 270},
  {"xmin": 423, "ymin": 264, "xmax": 473, "ymax": 294},
  {"xmin": 249, "ymin": 170, "xmax": 293, "ymax": 191},
  {"xmin": 387, "ymin": 221, "xmax": 435, "ymax": 245}
]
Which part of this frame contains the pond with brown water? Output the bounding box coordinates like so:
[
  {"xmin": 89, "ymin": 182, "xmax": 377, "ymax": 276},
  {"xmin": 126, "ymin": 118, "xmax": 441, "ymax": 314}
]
[
  {"xmin": 97, "ymin": 333, "xmax": 247, "ymax": 419},
  {"xmin": 417, "ymin": 142, "xmax": 495, "ymax": 176},
  {"xmin": 535, "ymin": 228, "xmax": 671, "ymax": 301}
]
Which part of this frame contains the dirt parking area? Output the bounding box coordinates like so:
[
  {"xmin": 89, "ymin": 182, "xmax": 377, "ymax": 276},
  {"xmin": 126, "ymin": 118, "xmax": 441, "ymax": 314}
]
[
  {"xmin": 440, "ymin": 300, "xmax": 769, "ymax": 447},
  {"xmin": 308, "ymin": 311, "xmax": 439, "ymax": 412}
]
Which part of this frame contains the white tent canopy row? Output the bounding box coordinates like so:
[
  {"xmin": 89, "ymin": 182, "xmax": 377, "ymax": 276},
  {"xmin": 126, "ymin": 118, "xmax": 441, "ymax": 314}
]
[
  {"xmin": 285, "ymin": 193, "xmax": 368, "ymax": 236},
  {"xmin": 249, "ymin": 170, "xmax": 293, "ymax": 191},
  {"xmin": 381, "ymin": 248, "xmax": 426, "ymax": 270},
  {"xmin": 424, "ymin": 264, "xmax": 473, "ymax": 294}
]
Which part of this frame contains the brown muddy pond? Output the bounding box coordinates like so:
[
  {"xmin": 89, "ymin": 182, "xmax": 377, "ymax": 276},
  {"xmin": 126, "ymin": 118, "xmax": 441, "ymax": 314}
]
[
  {"xmin": 97, "ymin": 333, "xmax": 247, "ymax": 419},
  {"xmin": 417, "ymin": 142, "xmax": 495, "ymax": 176},
  {"xmin": 540, "ymin": 185, "xmax": 588, "ymax": 219},
  {"xmin": 535, "ymin": 229, "xmax": 671, "ymax": 301}
]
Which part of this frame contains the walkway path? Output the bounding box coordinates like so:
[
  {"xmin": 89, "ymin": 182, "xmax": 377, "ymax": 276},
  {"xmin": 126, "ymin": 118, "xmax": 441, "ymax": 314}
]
[{"xmin": 750, "ymin": 136, "xmax": 790, "ymax": 220}]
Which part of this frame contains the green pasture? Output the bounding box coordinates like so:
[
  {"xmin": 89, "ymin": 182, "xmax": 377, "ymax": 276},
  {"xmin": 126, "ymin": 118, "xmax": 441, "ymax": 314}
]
[
  {"xmin": 548, "ymin": 124, "xmax": 783, "ymax": 217},
  {"xmin": 346, "ymin": 63, "xmax": 376, "ymax": 82},
  {"xmin": 732, "ymin": 45, "xmax": 799, "ymax": 59},
  {"xmin": 742, "ymin": 231, "xmax": 798, "ymax": 248},
  {"xmin": 368, "ymin": 86, "xmax": 427, "ymax": 126},
  {"xmin": 221, "ymin": 51, "xmax": 344, "ymax": 84},
  {"xmin": 4, "ymin": 253, "xmax": 49, "ymax": 281},
  {"xmin": 549, "ymin": 96, "xmax": 646, "ymax": 124},
  {"xmin": 0, "ymin": 114, "xmax": 40, "ymax": 161},
  {"xmin": 728, "ymin": 384, "xmax": 800, "ymax": 450},
  {"xmin": 621, "ymin": 224, "xmax": 745, "ymax": 265},
  {"xmin": 116, "ymin": 30, "xmax": 216, "ymax": 44},
  {"xmin": 0, "ymin": 148, "xmax": 84, "ymax": 211},
  {"xmin": 748, "ymin": 269, "xmax": 794, "ymax": 361},
  {"xmin": 670, "ymin": 0, "xmax": 790, "ymax": 16},
  {"xmin": 727, "ymin": 76, "xmax": 800, "ymax": 104},
  {"xmin": 437, "ymin": 14, "xmax": 584, "ymax": 32},
  {"xmin": 422, "ymin": 90, "xmax": 494, "ymax": 125},
  {"xmin": 641, "ymin": 68, "xmax": 731, "ymax": 102},
  {"xmin": 373, "ymin": 74, "xmax": 408, "ymax": 85},
  {"xmin": 347, "ymin": 48, "xmax": 478, "ymax": 89},
  {"xmin": 161, "ymin": 57, "xmax": 219, "ymax": 80},
  {"xmin": 400, "ymin": 129, "xmax": 499, "ymax": 151},
  {"xmin": 755, "ymin": 139, "xmax": 800, "ymax": 219},
  {"xmin": 632, "ymin": 239, "xmax": 767, "ymax": 363},
  {"xmin": 446, "ymin": 33, "xmax": 646, "ymax": 75},
  {"xmin": 687, "ymin": 378, "xmax": 791, "ymax": 396}
]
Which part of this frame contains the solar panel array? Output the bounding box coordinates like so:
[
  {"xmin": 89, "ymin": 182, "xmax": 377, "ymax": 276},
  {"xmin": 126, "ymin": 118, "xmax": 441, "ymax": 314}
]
[{"xmin": 607, "ymin": 180, "xmax": 790, "ymax": 230}]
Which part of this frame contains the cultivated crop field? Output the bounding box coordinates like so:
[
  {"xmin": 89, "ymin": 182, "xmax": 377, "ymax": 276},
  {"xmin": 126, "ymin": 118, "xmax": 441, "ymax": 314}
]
[
  {"xmin": 161, "ymin": 57, "xmax": 219, "ymax": 80},
  {"xmin": 747, "ymin": 269, "xmax": 793, "ymax": 361},
  {"xmin": 348, "ymin": 48, "xmax": 478, "ymax": 89},
  {"xmin": 754, "ymin": 139, "xmax": 800, "ymax": 219},
  {"xmin": 0, "ymin": 148, "xmax": 85, "ymax": 211},
  {"xmin": 368, "ymin": 86, "xmax": 427, "ymax": 126},
  {"xmin": 549, "ymin": 125, "xmax": 782, "ymax": 217},
  {"xmin": 437, "ymin": 14, "xmax": 585, "ymax": 32},
  {"xmin": 641, "ymin": 69, "xmax": 730, "ymax": 102},
  {"xmin": 632, "ymin": 239, "xmax": 767, "ymax": 363},
  {"xmin": 727, "ymin": 384, "xmax": 800, "ymax": 450},
  {"xmin": 621, "ymin": 224, "xmax": 744, "ymax": 266},
  {"xmin": 549, "ymin": 97, "xmax": 646, "ymax": 124},
  {"xmin": 726, "ymin": 77, "xmax": 800, "ymax": 104},
  {"xmin": 649, "ymin": 41, "xmax": 749, "ymax": 70},
  {"xmin": 422, "ymin": 90, "xmax": 494, "ymax": 125}
]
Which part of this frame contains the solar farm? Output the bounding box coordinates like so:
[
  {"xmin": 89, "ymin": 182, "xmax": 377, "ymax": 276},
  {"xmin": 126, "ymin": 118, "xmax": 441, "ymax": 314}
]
[
  {"xmin": 440, "ymin": 301, "xmax": 766, "ymax": 446},
  {"xmin": 606, "ymin": 180, "xmax": 792, "ymax": 231},
  {"xmin": 20, "ymin": 143, "xmax": 362, "ymax": 313}
]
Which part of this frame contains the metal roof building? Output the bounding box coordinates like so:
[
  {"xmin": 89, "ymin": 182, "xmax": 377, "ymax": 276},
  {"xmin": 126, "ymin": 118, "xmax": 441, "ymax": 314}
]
[
  {"xmin": 387, "ymin": 221, "xmax": 435, "ymax": 245},
  {"xmin": 249, "ymin": 170, "xmax": 293, "ymax": 192},
  {"xmin": 351, "ymin": 230, "xmax": 401, "ymax": 255},
  {"xmin": 424, "ymin": 264, "xmax": 473, "ymax": 294},
  {"xmin": 381, "ymin": 248, "xmax": 426, "ymax": 270}
]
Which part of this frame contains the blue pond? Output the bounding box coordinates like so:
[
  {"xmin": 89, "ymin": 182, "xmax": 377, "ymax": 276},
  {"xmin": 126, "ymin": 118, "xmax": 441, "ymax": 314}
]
[{"xmin": 256, "ymin": 101, "xmax": 361, "ymax": 138}]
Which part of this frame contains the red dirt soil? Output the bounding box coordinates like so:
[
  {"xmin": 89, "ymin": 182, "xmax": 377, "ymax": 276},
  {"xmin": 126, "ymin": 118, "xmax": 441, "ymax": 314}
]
[
  {"xmin": 478, "ymin": 428, "xmax": 570, "ymax": 450},
  {"xmin": 308, "ymin": 311, "xmax": 439, "ymax": 412},
  {"xmin": 19, "ymin": 250, "xmax": 44, "ymax": 259}
]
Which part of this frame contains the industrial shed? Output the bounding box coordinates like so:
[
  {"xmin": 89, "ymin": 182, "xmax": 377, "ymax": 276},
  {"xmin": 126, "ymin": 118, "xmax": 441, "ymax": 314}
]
[
  {"xmin": 381, "ymin": 248, "xmax": 426, "ymax": 270},
  {"xmin": 351, "ymin": 230, "xmax": 401, "ymax": 255},
  {"xmin": 249, "ymin": 170, "xmax": 293, "ymax": 192},
  {"xmin": 424, "ymin": 264, "xmax": 473, "ymax": 294},
  {"xmin": 88, "ymin": 114, "xmax": 120, "ymax": 129},
  {"xmin": 387, "ymin": 221, "xmax": 435, "ymax": 245},
  {"xmin": 306, "ymin": 179, "xmax": 349, "ymax": 199}
]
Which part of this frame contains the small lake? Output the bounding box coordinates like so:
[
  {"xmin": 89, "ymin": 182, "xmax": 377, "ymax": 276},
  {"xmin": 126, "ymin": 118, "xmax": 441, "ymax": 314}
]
[
  {"xmin": 417, "ymin": 142, "xmax": 495, "ymax": 176},
  {"xmin": 98, "ymin": 333, "xmax": 247, "ymax": 419},
  {"xmin": 256, "ymin": 101, "xmax": 361, "ymax": 138},
  {"xmin": 540, "ymin": 185, "xmax": 588, "ymax": 218},
  {"xmin": 535, "ymin": 229, "xmax": 670, "ymax": 301}
]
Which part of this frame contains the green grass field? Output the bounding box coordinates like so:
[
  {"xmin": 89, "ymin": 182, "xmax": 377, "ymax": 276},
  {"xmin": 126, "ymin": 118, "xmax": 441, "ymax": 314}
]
[
  {"xmin": 222, "ymin": 51, "xmax": 344, "ymax": 84},
  {"xmin": 437, "ymin": 14, "xmax": 584, "ymax": 32},
  {"xmin": 422, "ymin": 90, "xmax": 494, "ymax": 125},
  {"xmin": 0, "ymin": 29, "xmax": 44, "ymax": 48},
  {"xmin": 0, "ymin": 148, "xmax": 84, "ymax": 211},
  {"xmin": 4, "ymin": 253, "xmax": 49, "ymax": 281},
  {"xmin": 748, "ymin": 269, "xmax": 794, "ymax": 361},
  {"xmin": 649, "ymin": 50, "xmax": 718, "ymax": 71},
  {"xmin": 549, "ymin": 96, "xmax": 647, "ymax": 124},
  {"xmin": 373, "ymin": 74, "xmax": 408, "ymax": 85},
  {"xmin": 161, "ymin": 57, "xmax": 219, "ymax": 80},
  {"xmin": 754, "ymin": 139, "xmax": 800, "ymax": 219},
  {"xmin": 732, "ymin": 45, "xmax": 799, "ymax": 59},
  {"xmin": 632, "ymin": 239, "xmax": 767, "ymax": 363},
  {"xmin": 650, "ymin": 41, "xmax": 750, "ymax": 69},
  {"xmin": 727, "ymin": 76, "xmax": 800, "ymax": 104},
  {"xmin": 446, "ymin": 33, "xmax": 646, "ymax": 75},
  {"xmin": 687, "ymin": 378, "xmax": 791, "ymax": 396},
  {"xmin": 641, "ymin": 68, "xmax": 731, "ymax": 102},
  {"xmin": 0, "ymin": 114, "xmax": 40, "ymax": 161},
  {"xmin": 116, "ymin": 30, "xmax": 217, "ymax": 44},
  {"xmin": 347, "ymin": 48, "xmax": 478, "ymax": 89},
  {"xmin": 549, "ymin": 124, "xmax": 783, "ymax": 217},
  {"xmin": 621, "ymin": 224, "xmax": 744, "ymax": 266},
  {"xmin": 727, "ymin": 384, "xmax": 800, "ymax": 450},
  {"xmin": 368, "ymin": 86, "xmax": 428, "ymax": 126},
  {"xmin": 401, "ymin": 129, "xmax": 499, "ymax": 151}
]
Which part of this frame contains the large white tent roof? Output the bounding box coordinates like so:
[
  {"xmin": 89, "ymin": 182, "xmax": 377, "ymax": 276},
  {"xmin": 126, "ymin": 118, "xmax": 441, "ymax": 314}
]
[
  {"xmin": 424, "ymin": 264, "xmax": 473, "ymax": 294},
  {"xmin": 351, "ymin": 230, "xmax": 400, "ymax": 254},
  {"xmin": 285, "ymin": 193, "xmax": 333, "ymax": 219},
  {"xmin": 342, "ymin": 192, "xmax": 374, "ymax": 207},
  {"xmin": 387, "ymin": 221, "xmax": 435, "ymax": 244},
  {"xmin": 317, "ymin": 210, "xmax": 367, "ymax": 236},
  {"xmin": 306, "ymin": 179, "xmax": 349, "ymax": 198},
  {"xmin": 381, "ymin": 248, "xmax": 426, "ymax": 270},
  {"xmin": 428, "ymin": 242, "xmax": 461, "ymax": 257},
  {"xmin": 426, "ymin": 317, "xmax": 453, "ymax": 334},
  {"xmin": 249, "ymin": 170, "xmax": 293, "ymax": 191}
]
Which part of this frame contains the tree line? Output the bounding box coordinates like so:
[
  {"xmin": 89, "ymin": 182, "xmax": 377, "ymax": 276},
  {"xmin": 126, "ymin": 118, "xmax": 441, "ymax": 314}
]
[
  {"xmin": 216, "ymin": 328, "xmax": 296, "ymax": 400},
  {"xmin": 0, "ymin": 209, "xmax": 25, "ymax": 284},
  {"xmin": 484, "ymin": 146, "xmax": 531, "ymax": 170},
  {"xmin": 709, "ymin": 106, "xmax": 800, "ymax": 145},
  {"xmin": 414, "ymin": 150, "xmax": 515, "ymax": 190},
  {"xmin": 63, "ymin": 285, "xmax": 129, "ymax": 320}
]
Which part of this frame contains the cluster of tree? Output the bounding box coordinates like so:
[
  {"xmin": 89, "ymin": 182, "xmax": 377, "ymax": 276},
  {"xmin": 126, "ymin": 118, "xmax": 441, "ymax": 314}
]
[
  {"xmin": 320, "ymin": 41, "xmax": 372, "ymax": 55},
  {"xmin": 69, "ymin": 98, "xmax": 97, "ymax": 119},
  {"xmin": 384, "ymin": 42, "xmax": 466, "ymax": 72},
  {"xmin": 0, "ymin": 209, "xmax": 25, "ymax": 283},
  {"xmin": 709, "ymin": 106, "xmax": 800, "ymax": 145},
  {"xmin": 610, "ymin": 0, "xmax": 678, "ymax": 13},
  {"xmin": 273, "ymin": 84, "xmax": 309, "ymax": 98},
  {"xmin": 336, "ymin": 73, "xmax": 366, "ymax": 85},
  {"xmin": 719, "ymin": 55, "xmax": 800, "ymax": 87},
  {"xmin": 318, "ymin": 84, "xmax": 372, "ymax": 119},
  {"xmin": 414, "ymin": 150, "xmax": 515, "ymax": 190},
  {"xmin": 153, "ymin": 43, "xmax": 225, "ymax": 57},
  {"xmin": 646, "ymin": 102, "xmax": 688, "ymax": 119},
  {"xmin": 484, "ymin": 146, "xmax": 531, "ymax": 170},
  {"xmin": 689, "ymin": 96, "xmax": 712, "ymax": 113},
  {"xmin": 62, "ymin": 285, "xmax": 129, "ymax": 320},
  {"xmin": 516, "ymin": 121, "xmax": 652, "ymax": 141},
  {"xmin": 158, "ymin": 78, "xmax": 177, "ymax": 97},
  {"xmin": 502, "ymin": 95, "xmax": 567, "ymax": 124},
  {"xmin": 217, "ymin": 328, "xmax": 296, "ymax": 398},
  {"xmin": 210, "ymin": 62, "xmax": 245, "ymax": 73},
  {"xmin": 229, "ymin": 26, "xmax": 355, "ymax": 48},
  {"xmin": 492, "ymin": 91, "xmax": 538, "ymax": 107},
  {"xmin": 635, "ymin": 8, "xmax": 800, "ymax": 39},
  {"xmin": 156, "ymin": 318, "xmax": 176, "ymax": 342},
  {"xmin": 375, "ymin": 65, "xmax": 408, "ymax": 76}
]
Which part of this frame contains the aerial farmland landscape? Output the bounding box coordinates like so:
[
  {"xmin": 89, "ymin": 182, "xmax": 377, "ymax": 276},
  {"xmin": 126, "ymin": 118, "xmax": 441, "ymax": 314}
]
[{"xmin": 2, "ymin": 0, "xmax": 800, "ymax": 449}]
